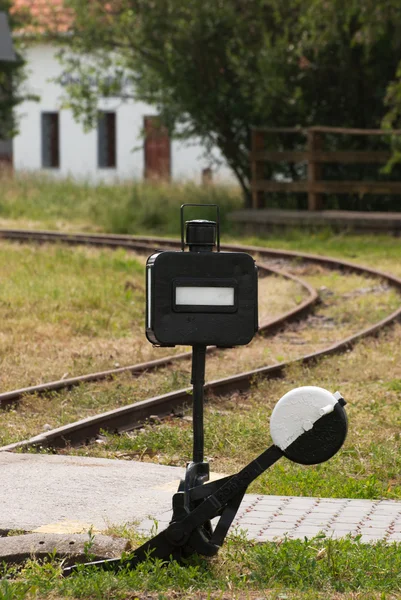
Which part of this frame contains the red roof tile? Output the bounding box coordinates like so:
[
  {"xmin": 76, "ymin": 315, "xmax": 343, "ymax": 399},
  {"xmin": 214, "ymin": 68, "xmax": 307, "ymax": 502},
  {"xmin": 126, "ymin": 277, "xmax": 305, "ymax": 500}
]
[{"xmin": 12, "ymin": 0, "xmax": 72, "ymax": 34}]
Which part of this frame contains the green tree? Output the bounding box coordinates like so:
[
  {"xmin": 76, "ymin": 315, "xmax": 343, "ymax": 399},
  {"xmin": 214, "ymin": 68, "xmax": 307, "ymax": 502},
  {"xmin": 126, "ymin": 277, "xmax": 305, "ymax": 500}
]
[
  {"xmin": 0, "ymin": 1, "xmax": 26, "ymax": 140},
  {"xmin": 59, "ymin": 0, "xmax": 401, "ymax": 203}
]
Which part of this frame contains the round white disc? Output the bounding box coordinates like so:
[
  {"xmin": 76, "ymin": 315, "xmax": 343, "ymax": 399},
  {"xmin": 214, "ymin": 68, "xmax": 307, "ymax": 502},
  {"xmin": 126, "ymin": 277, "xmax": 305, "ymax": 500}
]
[{"xmin": 270, "ymin": 386, "xmax": 339, "ymax": 451}]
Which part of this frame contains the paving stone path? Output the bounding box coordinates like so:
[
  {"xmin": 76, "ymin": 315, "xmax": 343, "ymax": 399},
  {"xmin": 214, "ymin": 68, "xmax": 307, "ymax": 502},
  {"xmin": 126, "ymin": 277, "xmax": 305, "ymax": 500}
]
[{"xmin": 139, "ymin": 495, "xmax": 401, "ymax": 544}]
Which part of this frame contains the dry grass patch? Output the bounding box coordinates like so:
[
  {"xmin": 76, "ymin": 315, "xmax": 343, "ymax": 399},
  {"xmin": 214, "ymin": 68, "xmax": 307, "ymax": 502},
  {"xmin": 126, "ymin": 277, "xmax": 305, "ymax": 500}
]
[
  {"xmin": 2, "ymin": 255, "xmax": 400, "ymax": 448},
  {"xmin": 0, "ymin": 242, "xmax": 303, "ymax": 394},
  {"xmin": 1, "ymin": 241, "xmax": 400, "ymax": 460},
  {"xmin": 202, "ymin": 267, "xmax": 399, "ymax": 382},
  {"xmin": 0, "ymin": 242, "xmax": 181, "ymax": 391},
  {"xmin": 0, "ymin": 245, "xmax": 305, "ymax": 445}
]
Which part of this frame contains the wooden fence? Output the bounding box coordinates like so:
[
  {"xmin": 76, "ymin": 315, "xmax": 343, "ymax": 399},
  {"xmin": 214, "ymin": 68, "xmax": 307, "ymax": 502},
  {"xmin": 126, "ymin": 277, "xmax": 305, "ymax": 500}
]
[{"xmin": 251, "ymin": 126, "xmax": 401, "ymax": 210}]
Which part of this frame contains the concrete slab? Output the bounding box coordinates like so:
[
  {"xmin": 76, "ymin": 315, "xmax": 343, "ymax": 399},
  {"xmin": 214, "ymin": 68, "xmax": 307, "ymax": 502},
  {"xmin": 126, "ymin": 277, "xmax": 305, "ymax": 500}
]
[
  {"xmin": 1, "ymin": 452, "xmax": 401, "ymax": 546},
  {"xmin": 0, "ymin": 533, "xmax": 129, "ymax": 566},
  {"xmin": 0, "ymin": 451, "xmax": 185, "ymax": 532}
]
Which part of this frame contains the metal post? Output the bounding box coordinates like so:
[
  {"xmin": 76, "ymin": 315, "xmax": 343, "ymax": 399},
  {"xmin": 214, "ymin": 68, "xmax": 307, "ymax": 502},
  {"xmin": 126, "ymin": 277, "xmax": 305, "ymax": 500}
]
[
  {"xmin": 191, "ymin": 344, "xmax": 206, "ymax": 463},
  {"xmin": 307, "ymin": 129, "xmax": 323, "ymax": 211}
]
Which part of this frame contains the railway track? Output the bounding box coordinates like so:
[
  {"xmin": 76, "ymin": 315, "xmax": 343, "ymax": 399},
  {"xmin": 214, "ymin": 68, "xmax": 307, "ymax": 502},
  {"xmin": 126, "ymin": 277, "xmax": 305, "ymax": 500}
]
[{"xmin": 0, "ymin": 229, "xmax": 401, "ymax": 452}]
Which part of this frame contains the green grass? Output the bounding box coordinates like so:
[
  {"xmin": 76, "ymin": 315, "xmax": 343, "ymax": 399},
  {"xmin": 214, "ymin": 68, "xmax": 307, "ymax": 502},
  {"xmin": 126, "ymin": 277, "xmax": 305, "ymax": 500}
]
[
  {"xmin": 0, "ymin": 173, "xmax": 241, "ymax": 235},
  {"xmin": 242, "ymin": 230, "xmax": 401, "ymax": 269},
  {"xmin": 1, "ymin": 534, "xmax": 401, "ymax": 599},
  {"xmin": 0, "ymin": 244, "xmax": 145, "ymax": 336},
  {"xmin": 4, "ymin": 173, "xmax": 401, "ymax": 266},
  {"xmin": 0, "ymin": 242, "xmax": 170, "ymax": 397}
]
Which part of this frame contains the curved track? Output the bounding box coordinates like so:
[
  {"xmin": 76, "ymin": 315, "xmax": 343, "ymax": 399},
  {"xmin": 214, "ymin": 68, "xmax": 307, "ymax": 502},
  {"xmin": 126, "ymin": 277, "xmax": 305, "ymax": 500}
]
[{"xmin": 0, "ymin": 229, "xmax": 400, "ymax": 452}]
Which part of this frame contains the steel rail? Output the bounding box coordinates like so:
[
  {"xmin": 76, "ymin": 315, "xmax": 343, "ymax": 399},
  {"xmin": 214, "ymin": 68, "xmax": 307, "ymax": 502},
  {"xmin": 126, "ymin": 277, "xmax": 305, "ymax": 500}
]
[{"xmin": 0, "ymin": 229, "xmax": 401, "ymax": 452}]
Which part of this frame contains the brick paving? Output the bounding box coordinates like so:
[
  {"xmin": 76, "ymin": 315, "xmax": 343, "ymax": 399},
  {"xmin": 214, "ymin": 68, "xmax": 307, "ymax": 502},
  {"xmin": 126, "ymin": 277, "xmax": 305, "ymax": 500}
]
[{"xmin": 138, "ymin": 494, "xmax": 401, "ymax": 544}]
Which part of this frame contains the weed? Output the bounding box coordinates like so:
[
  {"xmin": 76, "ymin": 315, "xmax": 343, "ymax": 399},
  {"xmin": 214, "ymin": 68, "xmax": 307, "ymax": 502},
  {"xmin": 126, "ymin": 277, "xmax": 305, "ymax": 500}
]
[
  {"xmin": 1, "ymin": 535, "xmax": 401, "ymax": 598},
  {"xmin": 83, "ymin": 526, "xmax": 96, "ymax": 562}
]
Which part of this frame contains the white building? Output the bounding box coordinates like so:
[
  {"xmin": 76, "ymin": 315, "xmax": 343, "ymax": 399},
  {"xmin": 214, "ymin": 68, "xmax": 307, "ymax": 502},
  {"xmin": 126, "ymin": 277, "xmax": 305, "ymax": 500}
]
[{"xmin": 7, "ymin": 2, "xmax": 235, "ymax": 183}]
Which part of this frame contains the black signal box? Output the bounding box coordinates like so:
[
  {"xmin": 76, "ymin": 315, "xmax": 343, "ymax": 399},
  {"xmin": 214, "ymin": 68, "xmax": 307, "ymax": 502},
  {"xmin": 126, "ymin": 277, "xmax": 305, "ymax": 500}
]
[{"xmin": 146, "ymin": 250, "xmax": 258, "ymax": 347}]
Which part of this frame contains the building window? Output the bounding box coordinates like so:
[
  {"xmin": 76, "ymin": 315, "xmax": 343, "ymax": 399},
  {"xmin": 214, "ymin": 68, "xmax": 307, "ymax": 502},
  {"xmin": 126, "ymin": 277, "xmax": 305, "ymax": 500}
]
[
  {"xmin": 98, "ymin": 112, "xmax": 116, "ymax": 168},
  {"xmin": 41, "ymin": 112, "xmax": 60, "ymax": 168}
]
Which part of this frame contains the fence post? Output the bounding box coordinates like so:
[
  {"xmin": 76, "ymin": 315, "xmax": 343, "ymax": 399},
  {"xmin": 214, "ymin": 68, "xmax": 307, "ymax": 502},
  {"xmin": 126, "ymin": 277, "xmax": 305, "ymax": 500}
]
[
  {"xmin": 251, "ymin": 129, "xmax": 265, "ymax": 209},
  {"xmin": 307, "ymin": 129, "xmax": 323, "ymax": 210}
]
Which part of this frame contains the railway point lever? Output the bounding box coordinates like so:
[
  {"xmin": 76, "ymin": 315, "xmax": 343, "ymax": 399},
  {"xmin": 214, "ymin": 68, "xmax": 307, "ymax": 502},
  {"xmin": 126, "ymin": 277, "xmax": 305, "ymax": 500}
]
[{"xmin": 63, "ymin": 204, "xmax": 348, "ymax": 576}]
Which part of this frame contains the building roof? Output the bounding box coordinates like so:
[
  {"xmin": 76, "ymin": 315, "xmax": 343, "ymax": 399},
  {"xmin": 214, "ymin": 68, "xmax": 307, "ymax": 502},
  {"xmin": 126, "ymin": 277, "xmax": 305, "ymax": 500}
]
[{"xmin": 12, "ymin": 0, "xmax": 72, "ymax": 35}]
